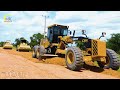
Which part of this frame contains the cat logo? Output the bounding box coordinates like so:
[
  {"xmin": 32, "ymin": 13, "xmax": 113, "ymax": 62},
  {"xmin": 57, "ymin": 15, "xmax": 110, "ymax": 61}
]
[
  {"xmin": 3, "ymin": 14, "xmax": 12, "ymax": 22},
  {"xmin": 82, "ymin": 39, "xmax": 88, "ymax": 42}
]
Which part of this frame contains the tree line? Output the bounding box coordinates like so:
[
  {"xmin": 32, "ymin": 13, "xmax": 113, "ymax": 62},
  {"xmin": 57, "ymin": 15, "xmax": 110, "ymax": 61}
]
[
  {"xmin": 0, "ymin": 33, "xmax": 44, "ymax": 48},
  {"xmin": 0, "ymin": 33, "xmax": 120, "ymax": 54}
]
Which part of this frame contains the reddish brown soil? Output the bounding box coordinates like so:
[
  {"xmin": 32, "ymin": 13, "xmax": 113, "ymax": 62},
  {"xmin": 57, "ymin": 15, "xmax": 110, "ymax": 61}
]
[{"xmin": 0, "ymin": 47, "xmax": 120, "ymax": 79}]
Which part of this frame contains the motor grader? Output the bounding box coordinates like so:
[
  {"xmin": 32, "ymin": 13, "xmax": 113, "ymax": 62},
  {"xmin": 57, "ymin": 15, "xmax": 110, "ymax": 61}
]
[
  {"xmin": 16, "ymin": 39, "xmax": 31, "ymax": 52},
  {"xmin": 32, "ymin": 24, "xmax": 120, "ymax": 71},
  {"xmin": 3, "ymin": 40, "xmax": 13, "ymax": 49}
]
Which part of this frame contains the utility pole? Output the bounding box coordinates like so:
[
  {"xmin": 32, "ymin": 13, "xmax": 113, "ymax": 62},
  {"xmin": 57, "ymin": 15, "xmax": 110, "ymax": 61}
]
[{"xmin": 42, "ymin": 15, "xmax": 49, "ymax": 38}]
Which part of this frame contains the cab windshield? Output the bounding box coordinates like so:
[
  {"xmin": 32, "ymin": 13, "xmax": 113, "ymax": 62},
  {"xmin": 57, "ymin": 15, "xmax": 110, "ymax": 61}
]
[
  {"xmin": 62, "ymin": 29, "xmax": 68, "ymax": 36},
  {"xmin": 53, "ymin": 27, "xmax": 68, "ymax": 36}
]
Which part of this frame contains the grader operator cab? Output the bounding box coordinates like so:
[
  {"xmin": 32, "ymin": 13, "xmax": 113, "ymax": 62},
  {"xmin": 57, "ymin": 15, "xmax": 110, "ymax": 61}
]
[
  {"xmin": 47, "ymin": 24, "xmax": 69, "ymax": 43},
  {"xmin": 32, "ymin": 24, "xmax": 120, "ymax": 71}
]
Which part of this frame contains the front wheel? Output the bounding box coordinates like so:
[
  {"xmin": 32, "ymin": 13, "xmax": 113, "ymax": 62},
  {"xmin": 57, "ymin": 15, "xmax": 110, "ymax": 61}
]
[
  {"xmin": 32, "ymin": 45, "xmax": 39, "ymax": 58},
  {"xmin": 37, "ymin": 46, "xmax": 46, "ymax": 60},
  {"xmin": 32, "ymin": 50, "xmax": 36, "ymax": 58},
  {"xmin": 97, "ymin": 49, "xmax": 120, "ymax": 70},
  {"xmin": 65, "ymin": 47, "xmax": 84, "ymax": 71}
]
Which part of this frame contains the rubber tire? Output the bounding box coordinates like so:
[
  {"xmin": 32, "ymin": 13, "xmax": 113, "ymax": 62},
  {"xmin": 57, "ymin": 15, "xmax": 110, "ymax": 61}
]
[
  {"xmin": 98, "ymin": 49, "xmax": 120, "ymax": 70},
  {"xmin": 37, "ymin": 45, "xmax": 46, "ymax": 60},
  {"xmin": 32, "ymin": 50, "xmax": 36, "ymax": 58},
  {"xmin": 32, "ymin": 45, "xmax": 39, "ymax": 58},
  {"xmin": 65, "ymin": 47, "xmax": 84, "ymax": 71}
]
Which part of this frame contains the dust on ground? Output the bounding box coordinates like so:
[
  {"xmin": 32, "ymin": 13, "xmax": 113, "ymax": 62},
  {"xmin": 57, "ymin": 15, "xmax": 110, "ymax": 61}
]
[{"xmin": 0, "ymin": 47, "xmax": 120, "ymax": 78}]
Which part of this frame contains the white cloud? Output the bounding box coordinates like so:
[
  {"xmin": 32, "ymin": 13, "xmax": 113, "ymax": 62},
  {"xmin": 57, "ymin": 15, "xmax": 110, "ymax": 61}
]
[
  {"xmin": 25, "ymin": 11, "xmax": 48, "ymax": 16},
  {"xmin": 55, "ymin": 11, "xmax": 98, "ymax": 20},
  {"xmin": 55, "ymin": 11, "xmax": 120, "ymax": 25},
  {"xmin": 0, "ymin": 11, "xmax": 120, "ymax": 43},
  {"xmin": 54, "ymin": 11, "xmax": 120, "ymax": 39}
]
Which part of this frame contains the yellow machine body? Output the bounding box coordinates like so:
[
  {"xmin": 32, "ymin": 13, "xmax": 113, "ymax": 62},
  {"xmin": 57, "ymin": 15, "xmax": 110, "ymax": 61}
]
[
  {"xmin": 17, "ymin": 43, "xmax": 31, "ymax": 51},
  {"xmin": 36, "ymin": 24, "xmax": 107, "ymax": 63},
  {"xmin": 3, "ymin": 41, "xmax": 13, "ymax": 49},
  {"xmin": 17, "ymin": 39, "xmax": 31, "ymax": 52}
]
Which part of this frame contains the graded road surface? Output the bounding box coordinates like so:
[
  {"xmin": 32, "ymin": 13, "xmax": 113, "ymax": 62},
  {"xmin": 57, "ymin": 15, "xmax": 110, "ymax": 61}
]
[{"xmin": 0, "ymin": 48, "xmax": 119, "ymax": 79}]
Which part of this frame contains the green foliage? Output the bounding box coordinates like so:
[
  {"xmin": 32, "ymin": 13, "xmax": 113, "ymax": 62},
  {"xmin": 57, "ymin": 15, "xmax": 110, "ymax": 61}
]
[
  {"xmin": 0, "ymin": 42, "xmax": 4, "ymax": 47},
  {"xmin": 107, "ymin": 33, "xmax": 120, "ymax": 54},
  {"xmin": 75, "ymin": 41, "xmax": 85, "ymax": 50},
  {"xmin": 30, "ymin": 33, "xmax": 44, "ymax": 48}
]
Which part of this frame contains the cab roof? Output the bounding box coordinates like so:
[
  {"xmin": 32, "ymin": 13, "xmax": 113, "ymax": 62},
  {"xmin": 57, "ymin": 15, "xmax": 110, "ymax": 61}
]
[{"xmin": 47, "ymin": 24, "xmax": 69, "ymax": 28}]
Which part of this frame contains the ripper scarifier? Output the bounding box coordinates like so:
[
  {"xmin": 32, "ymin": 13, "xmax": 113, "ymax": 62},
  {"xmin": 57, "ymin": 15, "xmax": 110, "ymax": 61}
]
[{"xmin": 32, "ymin": 24, "xmax": 120, "ymax": 71}]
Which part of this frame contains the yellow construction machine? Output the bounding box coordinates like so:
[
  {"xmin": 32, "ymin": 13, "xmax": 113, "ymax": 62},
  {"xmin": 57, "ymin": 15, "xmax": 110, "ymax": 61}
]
[
  {"xmin": 16, "ymin": 39, "xmax": 31, "ymax": 52},
  {"xmin": 32, "ymin": 24, "xmax": 120, "ymax": 71},
  {"xmin": 3, "ymin": 40, "xmax": 13, "ymax": 49}
]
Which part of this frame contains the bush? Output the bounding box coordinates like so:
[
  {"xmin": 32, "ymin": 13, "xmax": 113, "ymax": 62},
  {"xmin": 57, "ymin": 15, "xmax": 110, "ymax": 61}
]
[{"xmin": 107, "ymin": 33, "xmax": 120, "ymax": 54}]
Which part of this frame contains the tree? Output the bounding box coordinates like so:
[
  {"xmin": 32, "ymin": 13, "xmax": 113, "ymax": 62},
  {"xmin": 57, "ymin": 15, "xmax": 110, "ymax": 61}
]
[
  {"xmin": 30, "ymin": 33, "xmax": 44, "ymax": 48},
  {"xmin": 75, "ymin": 41, "xmax": 85, "ymax": 50},
  {"xmin": 14, "ymin": 37, "xmax": 29, "ymax": 47},
  {"xmin": 15, "ymin": 38, "xmax": 20, "ymax": 47},
  {"xmin": 107, "ymin": 33, "xmax": 120, "ymax": 54},
  {"xmin": 0, "ymin": 42, "xmax": 4, "ymax": 47}
]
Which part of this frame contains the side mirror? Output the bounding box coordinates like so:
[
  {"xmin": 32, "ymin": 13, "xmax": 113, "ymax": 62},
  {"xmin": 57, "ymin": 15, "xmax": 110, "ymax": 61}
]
[
  {"xmin": 73, "ymin": 30, "xmax": 75, "ymax": 37},
  {"xmin": 99, "ymin": 32, "xmax": 106, "ymax": 39},
  {"xmin": 82, "ymin": 30, "xmax": 86, "ymax": 35},
  {"xmin": 102, "ymin": 32, "xmax": 106, "ymax": 37},
  {"xmin": 82, "ymin": 30, "xmax": 87, "ymax": 37},
  {"xmin": 70, "ymin": 31, "xmax": 72, "ymax": 35}
]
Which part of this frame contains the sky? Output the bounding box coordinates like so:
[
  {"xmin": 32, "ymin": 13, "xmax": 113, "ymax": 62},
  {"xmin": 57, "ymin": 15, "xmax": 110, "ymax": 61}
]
[{"xmin": 0, "ymin": 11, "xmax": 120, "ymax": 43}]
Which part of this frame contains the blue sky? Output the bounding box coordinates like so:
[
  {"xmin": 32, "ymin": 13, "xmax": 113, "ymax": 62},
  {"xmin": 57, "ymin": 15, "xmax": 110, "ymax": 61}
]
[{"xmin": 0, "ymin": 11, "xmax": 120, "ymax": 43}]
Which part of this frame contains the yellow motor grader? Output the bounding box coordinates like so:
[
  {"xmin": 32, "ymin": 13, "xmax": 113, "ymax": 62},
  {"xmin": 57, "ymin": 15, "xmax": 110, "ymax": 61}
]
[
  {"xmin": 16, "ymin": 39, "xmax": 31, "ymax": 52},
  {"xmin": 32, "ymin": 24, "xmax": 120, "ymax": 71},
  {"xmin": 3, "ymin": 40, "xmax": 13, "ymax": 49}
]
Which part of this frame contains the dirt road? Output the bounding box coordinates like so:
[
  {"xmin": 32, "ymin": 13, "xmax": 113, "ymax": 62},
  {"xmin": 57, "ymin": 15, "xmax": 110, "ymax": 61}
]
[{"xmin": 0, "ymin": 49, "xmax": 119, "ymax": 79}]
